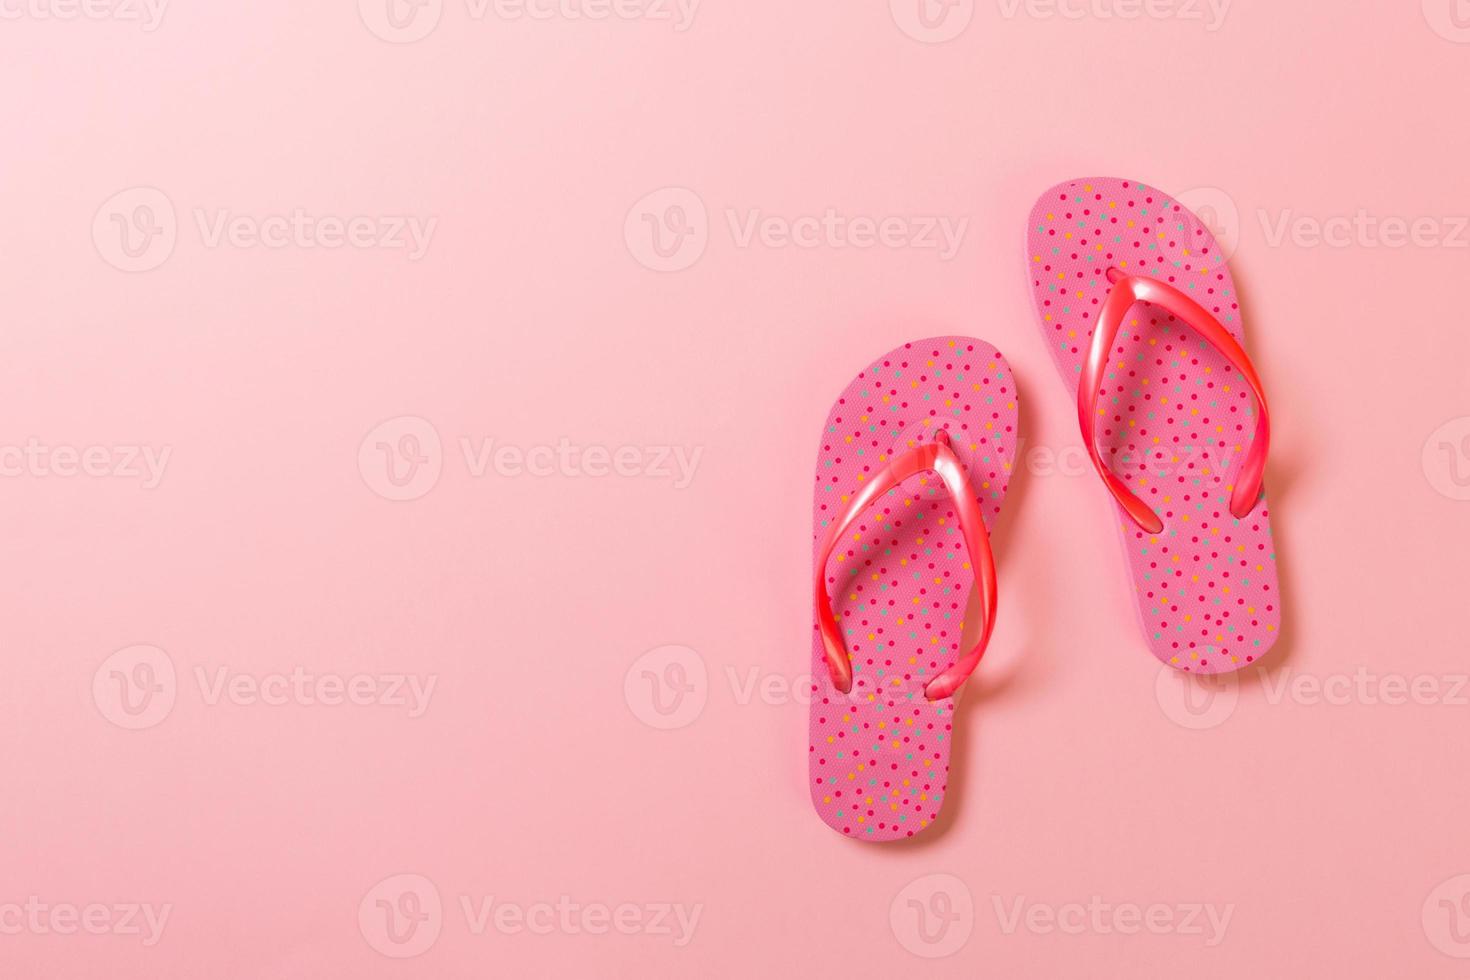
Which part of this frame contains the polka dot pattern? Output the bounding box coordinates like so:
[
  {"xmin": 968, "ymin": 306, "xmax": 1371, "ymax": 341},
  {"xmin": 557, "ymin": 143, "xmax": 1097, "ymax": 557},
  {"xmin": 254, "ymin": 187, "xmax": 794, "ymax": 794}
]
[
  {"xmin": 809, "ymin": 337, "xmax": 1018, "ymax": 841},
  {"xmin": 1026, "ymin": 177, "xmax": 1282, "ymax": 673}
]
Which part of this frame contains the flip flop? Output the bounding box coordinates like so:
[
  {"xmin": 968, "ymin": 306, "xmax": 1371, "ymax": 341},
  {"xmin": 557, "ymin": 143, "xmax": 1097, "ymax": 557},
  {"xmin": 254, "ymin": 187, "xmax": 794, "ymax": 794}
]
[
  {"xmin": 808, "ymin": 337, "xmax": 1019, "ymax": 841},
  {"xmin": 1025, "ymin": 177, "xmax": 1281, "ymax": 674}
]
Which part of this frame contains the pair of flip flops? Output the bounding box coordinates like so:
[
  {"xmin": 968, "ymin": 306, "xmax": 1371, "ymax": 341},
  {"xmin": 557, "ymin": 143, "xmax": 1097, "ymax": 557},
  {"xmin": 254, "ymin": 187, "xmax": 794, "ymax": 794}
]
[{"xmin": 808, "ymin": 177, "xmax": 1281, "ymax": 841}]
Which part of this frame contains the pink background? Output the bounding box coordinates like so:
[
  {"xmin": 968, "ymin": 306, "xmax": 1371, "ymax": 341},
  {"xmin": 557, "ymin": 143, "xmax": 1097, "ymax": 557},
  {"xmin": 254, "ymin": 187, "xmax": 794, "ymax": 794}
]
[{"xmin": 4, "ymin": 1, "xmax": 1470, "ymax": 976}]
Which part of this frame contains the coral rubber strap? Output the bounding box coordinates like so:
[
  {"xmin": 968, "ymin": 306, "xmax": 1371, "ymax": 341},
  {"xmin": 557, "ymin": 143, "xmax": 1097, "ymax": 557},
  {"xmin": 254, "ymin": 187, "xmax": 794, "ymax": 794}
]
[
  {"xmin": 1081, "ymin": 269, "xmax": 1272, "ymax": 534},
  {"xmin": 814, "ymin": 429, "xmax": 996, "ymax": 701}
]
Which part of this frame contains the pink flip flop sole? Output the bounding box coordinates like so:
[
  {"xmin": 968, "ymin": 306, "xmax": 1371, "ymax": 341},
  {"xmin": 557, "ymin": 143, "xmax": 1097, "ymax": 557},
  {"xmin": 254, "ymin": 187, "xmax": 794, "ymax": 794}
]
[
  {"xmin": 1026, "ymin": 177, "xmax": 1282, "ymax": 674},
  {"xmin": 808, "ymin": 337, "xmax": 1019, "ymax": 841}
]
